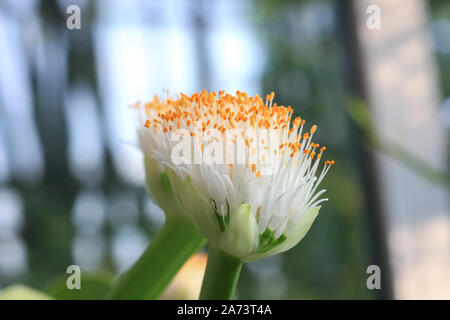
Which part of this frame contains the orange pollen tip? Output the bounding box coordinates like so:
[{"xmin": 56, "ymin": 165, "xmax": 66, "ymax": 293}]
[{"xmin": 137, "ymin": 91, "xmax": 332, "ymax": 162}]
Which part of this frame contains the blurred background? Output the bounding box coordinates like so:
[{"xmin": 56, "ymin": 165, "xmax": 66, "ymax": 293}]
[{"xmin": 0, "ymin": 0, "xmax": 448, "ymax": 299}]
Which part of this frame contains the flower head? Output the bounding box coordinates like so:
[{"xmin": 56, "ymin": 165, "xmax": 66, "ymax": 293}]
[{"xmin": 136, "ymin": 90, "xmax": 334, "ymax": 261}]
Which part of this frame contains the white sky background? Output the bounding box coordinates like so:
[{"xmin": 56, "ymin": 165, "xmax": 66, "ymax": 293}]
[{"xmin": 0, "ymin": 6, "xmax": 44, "ymax": 186}]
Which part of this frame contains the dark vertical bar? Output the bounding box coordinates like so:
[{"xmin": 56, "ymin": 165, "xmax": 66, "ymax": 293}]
[
  {"xmin": 192, "ymin": 0, "xmax": 211, "ymax": 91},
  {"xmin": 34, "ymin": 1, "xmax": 70, "ymax": 183},
  {"xmin": 336, "ymin": 0, "xmax": 394, "ymax": 299}
]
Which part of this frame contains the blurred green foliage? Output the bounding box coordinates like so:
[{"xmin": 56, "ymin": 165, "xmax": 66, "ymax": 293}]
[
  {"xmin": 346, "ymin": 98, "xmax": 450, "ymax": 189},
  {"xmin": 45, "ymin": 271, "xmax": 114, "ymax": 300},
  {"xmin": 9, "ymin": 0, "xmax": 449, "ymax": 300}
]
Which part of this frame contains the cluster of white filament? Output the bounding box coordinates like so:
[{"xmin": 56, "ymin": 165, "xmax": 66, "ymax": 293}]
[{"xmin": 137, "ymin": 91, "xmax": 333, "ymax": 239}]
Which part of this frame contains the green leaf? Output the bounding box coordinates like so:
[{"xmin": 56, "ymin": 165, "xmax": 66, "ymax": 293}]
[{"xmin": 107, "ymin": 215, "xmax": 206, "ymax": 300}]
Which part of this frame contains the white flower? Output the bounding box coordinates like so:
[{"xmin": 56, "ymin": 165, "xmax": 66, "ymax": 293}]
[{"xmin": 136, "ymin": 90, "xmax": 334, "ymax": 261}]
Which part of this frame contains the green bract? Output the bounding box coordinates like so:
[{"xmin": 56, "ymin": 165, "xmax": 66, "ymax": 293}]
[
  {"xmin": 220, "ymin": 204, "xmax": 259, "ymax": 259},
  {"xmin": 162, "ymin": 168, "xmax": 321, "ymax": 262},
  {"xmin": 144, "ymin": 156, "xmax": 184, "ymax": 217}
]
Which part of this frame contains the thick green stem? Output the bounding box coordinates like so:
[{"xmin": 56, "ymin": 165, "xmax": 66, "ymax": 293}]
[
  {"xmin": 107, "ymin": 215, "xmax": 206, "ymax": 300},
  {"xmin": 199, "ymin": 245, "xmax": 243, "ymax": 300}
]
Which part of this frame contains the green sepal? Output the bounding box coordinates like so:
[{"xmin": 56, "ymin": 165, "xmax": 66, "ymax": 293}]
[
  {"xmin": 257, "ymin": 228, "xmax": 287, "ymax": 254},
  {"xmin": 144, "ymin": 156, "xmax": 183, "ymax": 217},
  {"xmin": 212, "ymin": 200, "xmax": 226, "ymax": 232}
]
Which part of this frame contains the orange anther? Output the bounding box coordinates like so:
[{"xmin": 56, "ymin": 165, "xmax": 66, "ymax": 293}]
[{"xmin": 270, "ymin": 91, "xmax": 275, "ymax": 100}]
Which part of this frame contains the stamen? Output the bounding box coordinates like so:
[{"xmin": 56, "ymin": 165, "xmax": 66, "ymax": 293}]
[{"xmin": 140, "ymin": 90, "xmax": 331, "ymax": 176}]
